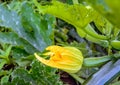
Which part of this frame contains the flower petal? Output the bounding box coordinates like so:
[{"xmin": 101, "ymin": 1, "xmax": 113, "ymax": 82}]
[{"xmin": 34, "ymin": 45, "xmax": 84, "ymax": 73}]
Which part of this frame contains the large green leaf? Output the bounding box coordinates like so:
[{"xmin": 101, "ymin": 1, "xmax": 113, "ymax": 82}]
[
  {"xmin": 0, "ymin": 2, "xmax": 55, "ymax": 51},
  {"xmin": 20, "ymin": 2, "xmax": 55, "ymax": 51},
  {"xmin": 92, "ymin": 14, "xmax": 113, "ymax": 36},
  {"xmin": 0, "ymin": 32, "xmax": 37, "ymax": 53},
  {"xmin": 7, "ymin": 60, "xmax": 63, "ymax": 85},
  {"xmin": 35, "ymin": 1, "xmax": 95, "ymax": 28},
  {"xmin": 30, "ymin": 60, "xmax": 63, "ymax": 85},
  {"xmin": 37, "ymin": 0, "xmax": 112, "ymax": 37},
  {"xmin": 3, "ymin": 77, "xmax": 31, "ymax": 85},
  {"xmin": 33, "ymin": 0, "xmax": 110, "ymax": 47},
  {"xmin": 86, "ymin": 0, "xmax": 120, "ymax": 29},
  {"xmin": 11, "ymin": 68, "xmax": 36, "ymax": 85}
]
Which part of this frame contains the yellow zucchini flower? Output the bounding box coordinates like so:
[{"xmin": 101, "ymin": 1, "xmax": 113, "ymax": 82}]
[{"xmin": 34, "ymin": 45, "xmax": 83, "ymax": 73}]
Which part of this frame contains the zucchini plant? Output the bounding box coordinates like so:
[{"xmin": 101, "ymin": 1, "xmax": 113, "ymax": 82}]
[{"xmin": 0, "ymin": 0, "xmax": 120, "ymax": 85}]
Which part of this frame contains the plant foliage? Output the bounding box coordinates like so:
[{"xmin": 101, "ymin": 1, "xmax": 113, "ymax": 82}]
[{"xmin": 0, "ymin": 0, "xmax": 120, "ymax": 85}]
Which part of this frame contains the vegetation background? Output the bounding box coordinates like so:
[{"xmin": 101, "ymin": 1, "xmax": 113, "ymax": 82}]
[{"xmin": 0, "ymin": 0, "xmax": 120, "ymax": 85}]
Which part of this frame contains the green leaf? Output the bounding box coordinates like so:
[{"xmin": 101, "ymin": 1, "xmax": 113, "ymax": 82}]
[
  {"xmin": 34, "ymin": 0, "xmax": 109, "ymax": 46},
  {"xmin": 1, "ymin": 75, "xmax": 9, "ymax": 85},
  {"xmin": 11, "ymin": 68, "xmax": 36, "ymax": 85},
  {"xmin": 30, "ymin": 60, "xmax": 63, "ymax": 85},
  {"xmin": 11, "ymin": 47, "xmax": 29, "ymax": 59},
  {"xmin": 86, "ymin": 0, "xmax": 120, "ymax": 29},
  {"xmin": 11, "ymin": 47, "xmax": 31, "ymax": 67},
  {"xmin": 0, "ymin": 70, "xmax": 10, "ymax": 77},
  {"xmin": 0, "ymin": 32, "xmax": 37, "ymax": 53},
  {"xmin": 4, "ymin": 77, "xmax": 31, "ymax": 85},
  {"xmin": 0, "ymin": 59, "xmax": 7, "ymax": 69},
  {"xmin": 20, "ymin": 2, "xmax": 55, "ymax": 51},
  {"xmin": 35, "ymin": 1, "xmax": 95, "ymax": 28},
  {"xmin": 93, "ymin": 14, "xmax": 113, "ymax": 36},
  {"xmin": 9, "ymin": 60, "xmax": 63, "ymax": 85},
  {"xmin": 0, "ymin": 2, "xmax": 55, "ymax": 51}
]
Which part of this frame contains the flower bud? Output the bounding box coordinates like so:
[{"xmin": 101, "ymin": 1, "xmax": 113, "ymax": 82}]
[{"xmin": 34, "ymin": 45, "xmax": 83, "ymax": 73}]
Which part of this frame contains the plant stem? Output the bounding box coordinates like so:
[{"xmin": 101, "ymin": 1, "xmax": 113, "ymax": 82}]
[
  {"xmin": 72, "ymin": 0, "xmax": 79, "ymax": 4},
  {"xmin": 83, "ymin": 55, "xmax": 112, "ymax": 67},
  {"xmin": 69, "ymin": 73, "xmax": 84, "ymax": 84},
  {"xmin": 108, "ymin": 45, "xmax": 112, "ymax": 55}
]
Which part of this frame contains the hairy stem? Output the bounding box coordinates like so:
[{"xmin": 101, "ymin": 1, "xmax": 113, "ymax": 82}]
[
  {"xmin": 69, "ymin": 73, "xmax": 84, "ymax": 84},
  {"xmin": 72, "ymin": 0, "xmax": 79, "ymax": 4}
]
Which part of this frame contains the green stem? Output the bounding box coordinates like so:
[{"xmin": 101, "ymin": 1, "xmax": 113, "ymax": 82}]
[
  {"xmin": 0, "ymin": 56, "xmax": 6, "ymax": 59},
  {"xmin": 83, "ymin": 52, "xmax": 120, "ymax": 67},
  {"xmin": 72, "ymin": 0, "xmax": 79, "ymax": 4},
  {"xmin": 108, "ymin": 45, "xmax": 112, "ymax": 55},
  {"xmin": 69, "ymin": 73, "xmax": 84, "ymax": 84},
  {"xmin": 83, "ymin": 55, "xmax": 112, "ymax": 67}
]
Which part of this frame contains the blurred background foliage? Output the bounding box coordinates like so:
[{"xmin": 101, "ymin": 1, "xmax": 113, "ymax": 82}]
[{"xmin": 0, "ymin": 0, "xmax": 120, "ymax": 85}]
